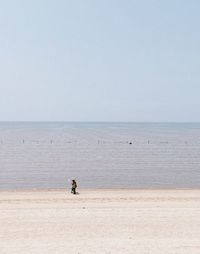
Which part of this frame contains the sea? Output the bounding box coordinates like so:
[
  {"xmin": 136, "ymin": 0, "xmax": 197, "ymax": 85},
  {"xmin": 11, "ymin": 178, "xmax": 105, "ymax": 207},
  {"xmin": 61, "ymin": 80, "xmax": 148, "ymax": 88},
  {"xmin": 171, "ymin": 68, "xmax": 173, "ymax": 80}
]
[{"xmin": 0, "ymin": 122, "xmax": 200, "ymax": 190}]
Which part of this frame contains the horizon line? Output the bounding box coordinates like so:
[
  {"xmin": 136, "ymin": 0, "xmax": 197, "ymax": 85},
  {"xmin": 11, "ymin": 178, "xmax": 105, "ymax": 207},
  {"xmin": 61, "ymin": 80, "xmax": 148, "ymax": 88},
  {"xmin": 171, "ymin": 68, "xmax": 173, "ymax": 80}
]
[{"xmin": 0, "ymin": 121, "xmax": 200, "ymax": 124}]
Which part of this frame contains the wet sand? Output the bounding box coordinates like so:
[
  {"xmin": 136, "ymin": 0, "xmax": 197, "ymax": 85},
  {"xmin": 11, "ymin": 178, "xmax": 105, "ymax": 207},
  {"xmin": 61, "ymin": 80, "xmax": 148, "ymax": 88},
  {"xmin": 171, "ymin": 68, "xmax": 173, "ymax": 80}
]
[{"xmin": 0, "ymin": 189, "xmax": 200, "ymax": 253}]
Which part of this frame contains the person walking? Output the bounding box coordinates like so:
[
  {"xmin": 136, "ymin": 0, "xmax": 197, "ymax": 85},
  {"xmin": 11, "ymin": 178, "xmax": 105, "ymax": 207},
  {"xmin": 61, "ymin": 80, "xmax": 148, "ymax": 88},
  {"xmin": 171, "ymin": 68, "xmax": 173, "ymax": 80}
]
[{"xmin": 71, "ymin": 179, "xmax": 77, "ymax": 194}]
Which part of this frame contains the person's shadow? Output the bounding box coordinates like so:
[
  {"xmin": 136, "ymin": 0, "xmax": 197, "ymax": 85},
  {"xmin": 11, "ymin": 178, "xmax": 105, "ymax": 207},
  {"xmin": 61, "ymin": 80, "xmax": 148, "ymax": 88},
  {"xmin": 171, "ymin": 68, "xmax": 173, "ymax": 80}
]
[{"xmin": 71, "ymin": 192, "xmax": 80, "ymax": 195}]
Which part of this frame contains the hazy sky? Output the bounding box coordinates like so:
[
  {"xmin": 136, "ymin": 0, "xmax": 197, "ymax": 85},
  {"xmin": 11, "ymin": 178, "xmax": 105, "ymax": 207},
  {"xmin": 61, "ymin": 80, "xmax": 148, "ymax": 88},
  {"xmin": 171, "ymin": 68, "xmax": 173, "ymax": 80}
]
[{"xmin": 0, "ymin": 0, "xmax": 199, "ymax": 122}]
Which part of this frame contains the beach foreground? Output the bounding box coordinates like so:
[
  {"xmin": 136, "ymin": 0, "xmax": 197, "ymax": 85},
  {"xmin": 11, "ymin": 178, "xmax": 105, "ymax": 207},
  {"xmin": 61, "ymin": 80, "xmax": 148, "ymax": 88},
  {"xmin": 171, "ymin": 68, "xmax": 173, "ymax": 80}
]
[{"xmin": 0, "ymin": 189, "xmax": 200, "ymax": 254}]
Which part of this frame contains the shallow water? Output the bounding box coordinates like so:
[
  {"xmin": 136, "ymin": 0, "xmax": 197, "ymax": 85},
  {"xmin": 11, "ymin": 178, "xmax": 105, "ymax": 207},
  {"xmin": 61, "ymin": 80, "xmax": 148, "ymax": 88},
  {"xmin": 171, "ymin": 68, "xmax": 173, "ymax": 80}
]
[{"xmin": 0, "ymin": 122, "xmax": 200, "ymax": 189}]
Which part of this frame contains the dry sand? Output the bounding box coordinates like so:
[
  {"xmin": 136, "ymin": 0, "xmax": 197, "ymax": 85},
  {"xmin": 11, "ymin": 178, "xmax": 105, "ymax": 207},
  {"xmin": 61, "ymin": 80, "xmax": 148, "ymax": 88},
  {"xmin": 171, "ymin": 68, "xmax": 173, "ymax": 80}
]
[{"xmin": 0, "ymin": 189, "xmax": 200, "ymax": 254}]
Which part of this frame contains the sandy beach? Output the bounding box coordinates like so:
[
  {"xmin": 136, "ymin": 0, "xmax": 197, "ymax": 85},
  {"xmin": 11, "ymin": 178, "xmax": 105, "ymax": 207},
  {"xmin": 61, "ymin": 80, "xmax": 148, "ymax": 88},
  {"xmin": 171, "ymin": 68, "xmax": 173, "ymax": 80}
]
[{"xmin": 0, "ymin": 189, "xmax": 200, "ymax": 254}]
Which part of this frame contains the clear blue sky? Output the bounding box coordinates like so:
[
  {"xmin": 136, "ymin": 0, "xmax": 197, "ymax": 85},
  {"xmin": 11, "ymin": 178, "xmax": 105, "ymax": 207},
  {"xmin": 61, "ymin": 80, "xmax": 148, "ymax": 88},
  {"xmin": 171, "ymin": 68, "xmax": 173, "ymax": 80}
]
[{"xmin": 0, "ymin": 0, "xmax": 199, "ymax": 122}]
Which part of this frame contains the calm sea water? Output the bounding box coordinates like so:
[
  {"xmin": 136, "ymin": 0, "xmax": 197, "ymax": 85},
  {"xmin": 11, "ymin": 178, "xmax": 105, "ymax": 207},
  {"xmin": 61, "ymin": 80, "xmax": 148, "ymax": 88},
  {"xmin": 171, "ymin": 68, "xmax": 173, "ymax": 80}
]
[{"xmin": 0, "ymin": 122, "xmax": 200, "ymax": 189}]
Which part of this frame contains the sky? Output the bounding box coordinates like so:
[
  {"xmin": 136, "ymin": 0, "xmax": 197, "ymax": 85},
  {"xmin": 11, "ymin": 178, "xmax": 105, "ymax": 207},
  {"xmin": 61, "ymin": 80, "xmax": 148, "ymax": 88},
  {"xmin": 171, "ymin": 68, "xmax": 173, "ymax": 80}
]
[{"xmin": 0, "ymin": 0, "xmax": 199, "ymax": 122}]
